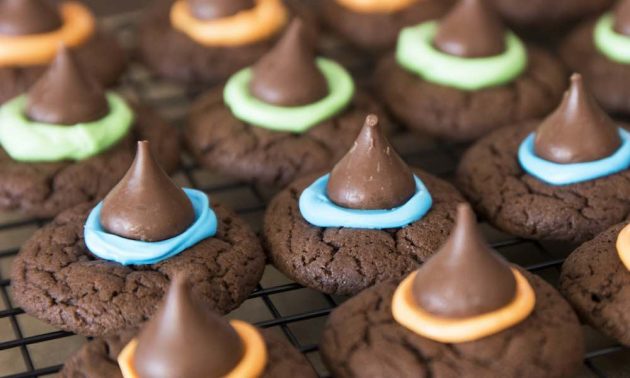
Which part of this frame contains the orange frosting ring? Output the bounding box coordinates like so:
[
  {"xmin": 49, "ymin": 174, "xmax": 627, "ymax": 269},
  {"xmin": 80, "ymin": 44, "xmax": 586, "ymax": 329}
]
[
  {"xmin": 616, "ymin": 223, "xmax": 630, "ymax": 270},
  {"xmin": 170, "ymin": 0, "xmax": 288, "ymax": 47},
  {"xmin": 0, "ymin": 2, "xmax": 95, "ymax": 67},
  {"xmin": 335, "ymin": 0, "xmax": 419, "ymax": 14},
  {"xmin": 117, "ymin": 320, "xmax": 267, "ymax": 378},
  {"xmin": 391, "ymin": 267, "xmax": 536, "ymax": 343}
]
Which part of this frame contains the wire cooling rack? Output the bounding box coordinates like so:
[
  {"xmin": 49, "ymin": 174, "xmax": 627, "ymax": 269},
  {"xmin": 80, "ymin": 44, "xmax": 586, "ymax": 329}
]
[{"xmin": 0, "ymin": 6, "xmax": 629, "ymax": 378}]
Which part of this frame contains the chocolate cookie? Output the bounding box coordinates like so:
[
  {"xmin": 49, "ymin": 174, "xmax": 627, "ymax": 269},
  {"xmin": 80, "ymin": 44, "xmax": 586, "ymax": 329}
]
[
  {"xmin": 320, "ymin": 270, "xmax": 584, "ymax": 377},
  {"xmin": 375, "ymin": 46, "xmax": 566, "ymax": 141},
  {"xmin": 184, "ymin": 87, "xmax": 386, "ymax": 187},
  {"xmin": 137, "ymin": 1, "xmax": 278, "ymax": 85},
  {"xmin": 317, "ymin": 0, "xmax": 452, "ymax": 52},
  {"xmin": 0, "ymin": 31, "xmax": 126, "ymax": 104},
  {"xmin": 0, "ymin": 106, "xmax": 179, "ymax": 218},
  {"xmin": 489, "ymin": 0, "xmax": 613, "ymax": 36},
  {"xmin": 560, "ymin": 20, "xmax": 630, "ymax": 115},
  {"xmin": 263, "ymin": 170, "xmax": 463, "ymax": 295},
  {"xmin": 560, "ymin": 222, "xmax": 630, "ymax": 346},
  {"xmin": 456, "ymin": 122, "xmax": 630, "ymax": 243},
  {"xmin": 10, "ymin": 201, "xmax": 265, "ymax": 336},
  {"xmin": 59, "ymin": 328, "xmax": 317, "ymax": 378}
]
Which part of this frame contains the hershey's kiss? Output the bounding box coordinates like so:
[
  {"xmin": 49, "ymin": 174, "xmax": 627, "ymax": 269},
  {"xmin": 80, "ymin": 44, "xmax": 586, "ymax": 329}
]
[
  {"xmin": 249, "ymin": 18, "xmax": 328, "ymax": 106},
  {"xmin": 0, "ymin": 0, "xmax": 62, "ymax": 36},
  {"xmin": 327, "ymin": 114, "xmax": 416, "ymax": 210},
  {"xmin": 26, "ymin": 46, "xmax": 109, "ymax": 125},
  {"xmin": 412, "ymin": 203, "xmax": 517, "ymax": 318},
  {"xmin": 133, "ymin": 275, "xmax": 244, "ymax": 378},
  {"xmin": 534, "ymin": 73, "xmax": 621, "ymax": 164},
  {"xmin": 614, "ymin": 0, "xmax": 630, "ymax": 36},
  {"xmin": 186, "ymin": 0, "xmax": 255, "ymax": 20},
  {"xmin": 100, "ymin": 141, "xmax": 195, "ymax": 242},
  {"xmin": 434, "ymin": 0, "xmax": 506, "ymax": 58}
]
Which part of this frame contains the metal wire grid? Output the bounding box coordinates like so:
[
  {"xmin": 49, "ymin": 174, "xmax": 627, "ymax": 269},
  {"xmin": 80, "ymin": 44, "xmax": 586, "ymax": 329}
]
[{"xmin": 0, "ymin": 9, "xmax": 628, "ymax": 378}]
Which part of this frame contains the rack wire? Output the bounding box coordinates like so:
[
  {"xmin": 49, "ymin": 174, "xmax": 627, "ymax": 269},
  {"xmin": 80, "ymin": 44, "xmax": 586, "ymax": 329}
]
[{"xmin": 0, "ymin": 6, "xmax": 628, "ymax": 378}]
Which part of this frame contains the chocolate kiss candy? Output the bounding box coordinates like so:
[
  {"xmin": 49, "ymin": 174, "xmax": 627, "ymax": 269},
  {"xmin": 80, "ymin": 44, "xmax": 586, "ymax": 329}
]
[
  {"xmin": 0, "ymin": 0, "xmax": 62, "ymax": 36},
  {"xmin": 614, "ymin": 0, "xmax": 630, "ymax": 36},
  {"xmin": 133, "ymin": 275, "xmax": 244, "ymax": 378},
  {"xmin": 249, "ymin": 18, "xmax": 328, "ymax": 106},
  {"xmin": 26, "ymin": 46, "xmax": 109, "ymax": 125},
  {"xmin": 434, "ymin": 0, "xmax": 505, "ymax": 58},
  {"xmin": 327, "ymin": 114, "xmax": 416, "ymax": 210},
  {"xmin": 412, "ymin": 203, "xmax": 517, "ymax": 318},
  {"xmin": 534, "ymin": 73, "xmax": 621, "ymax": 164},
  {"xmin": 100, "ymin": 141, "xmax": 195, "ymax": 242},
  {"xmin": 186, "ymin": 0, "xmax": 255, "ymax": 20}
]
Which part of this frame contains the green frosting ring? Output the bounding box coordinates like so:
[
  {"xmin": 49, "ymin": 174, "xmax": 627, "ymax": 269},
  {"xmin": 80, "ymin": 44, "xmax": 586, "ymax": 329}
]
[
  {"xmin": 223, "ymin": 58, "xmax": 355, "ymax": 133},
  {"xmin": 395, "ymin": 21, "xmax": 528, "ymax": 91},
  {"xmin": 594, "ymin": 13, "xmax": 630, "ymax": 65},
  {"xmin": 0, "ymin": 93, "xmax": 134, "ymax": 162}
]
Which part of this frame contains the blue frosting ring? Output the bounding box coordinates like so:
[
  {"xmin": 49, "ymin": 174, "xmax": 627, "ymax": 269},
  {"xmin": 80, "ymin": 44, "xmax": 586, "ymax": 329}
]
[
  {"xmin": 298, "ymin": 174, "xmax": 433, "ymax": 229},
  {"xmin": 84, "ymin": 188, "xmax": 218, "ymax": 265},
  {"xmin": 518, "ymin": 129, "xmax": 630, "ymax": 186}
]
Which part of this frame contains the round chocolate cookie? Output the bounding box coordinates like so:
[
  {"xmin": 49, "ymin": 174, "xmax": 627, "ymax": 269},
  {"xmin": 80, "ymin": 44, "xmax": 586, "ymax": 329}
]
[
  {"xmin": 137, "ymin": 1, "xmax": 279, "ymax": 85},
  {"xmin": 320, "ymin": 270, "xmax": 584, "ymax": 378},
  {"xmin": 317, "ymin": 0, "xmax": 452, "ymax": 52},
  {"xmin": 263, "ymin": 170, "xmax": 463, "ymax": 295},
  {"xmin": 489, "ymin": 0, "xmax": 613, "ymax": 36},
  {"xmin": 0, "ymin": 106, "xmax": 180, "ymax": 218},
  {"xmin": 185, "ymin": 87, "xmax": 386, "ymax": 187},
  {"xmin": 560, "ymin": 222, "xmax": 630, "ymax": 346},
  {"xmin": 10, "ymin": 201, "xmax": 265, "ymax": 336},
  {"xmin": 456, "ymin": 122, "xmax": 630, "ymax": 243},
  {"xmin": 375, "ymin": 46, "xmax": 566, "ymax": 141},
  {"xmin": 560, "ymin": 20, "xmax": 630, "ymax": 115},
  {"xmin": 59, "ymin": 328, "xmax": 317, "ymax": 378},
  {"xmin": 0, "ymin": 31, "xmax": 126, "ymax": 104}
]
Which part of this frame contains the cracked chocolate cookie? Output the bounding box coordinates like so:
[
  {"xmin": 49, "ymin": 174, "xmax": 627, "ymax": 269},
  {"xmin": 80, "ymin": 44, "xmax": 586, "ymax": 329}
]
[
  {"xmin": 375, "ymin": 46, "xmax": 566, "ymax": 141},
  {"xmin": 560, "ymin": 222, "xmax": 630, "ymax": 346},
  {"xmin": 0, "ymin": 31, "xmax": 125, "ymax": 104},
  {"xmin": 59, "ymin": 328, "xmax": 317, "ymax": 378},
  {"xmin": 0, "ymin": 105, "xmax": 180, "ymax": 218},
  {"xmin": 263, "ymin": 169, "xmax": 463, "ymax": 295},
  {"xmin": 316, "ymin": 0, "xmax": 452, "ymax": 52},
  {"xmin": 560, "ymin": 20, "xmax": 630, "ymax": 115},
  {"xmin": 185, "ymin": 87, "xmax": 386, "ymax": 187},
  {"xmin": 456, "ymin": 122, "xmax": 630, "ymax": 243},
  {"xmin": 10, "ymin": 201, "xmax": 265, "ymax": 336},
  {"xmin": 320, "ymin": 270, "xmax": 584, "ymax": 378}
]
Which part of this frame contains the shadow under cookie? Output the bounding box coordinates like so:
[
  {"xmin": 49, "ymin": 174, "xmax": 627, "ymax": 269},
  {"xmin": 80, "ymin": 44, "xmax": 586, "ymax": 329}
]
[
  {"xmin": 0, "ymin": 31, "xmax": 126, "ymax": 105},
  {"xmin": 59, "ymin": 327, "xmax": 317, "ymax": 378},
  {"xmin": 560, "ymin": 222, "xmax": 630, "ymax": 346},
  {"xmin": 184, "ymin": 87, "xmax": 387, "ymax": 187},
  {"xmin": 456, "ymin": 122, "xmax": 630, "ymax": 243},
  {"xmin": 10, "ymin": 202, "xmax": 265, "ymax": 336},
  {"xmin": 0, "ymin": 105, "xmax": 180, "ymax": 218},
  {"xmin": 375, "ymin": 47, "xmax": 566, "ymax": 141},
  {"xmin": 263, "ymin": 170, "xmax": 463, "ymax": 296},
  {"xmin": 320, "ymin": 271, "xmax": 584, "ymax": 378}
]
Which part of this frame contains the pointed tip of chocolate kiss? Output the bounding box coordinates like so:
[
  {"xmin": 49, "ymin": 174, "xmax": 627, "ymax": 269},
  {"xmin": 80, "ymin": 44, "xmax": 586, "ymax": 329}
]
[
  {"xmin": 614, "ymin": 0, "xmax": 630, "ymax": 36},
  {"xmin": 534, "ymin": 73, "xmax": 621, "ymax": 164},
  {"xmin": 133, "ymin": 275, "xmax": 244, "ymax": 378},
  {"xmin": 434, "ymin": 0, "xmax": 505, "ymax": 58},
  {"xmin": 100, "ymin": 141, "xmax": 195, "ymax": 242},
  {"xmin": 249, "ymin": 18, "xmax": 328, "ymax": 106},
  {"xmin": 0, "ymin": 0, "xmax": 61, "ymax": 36},
  {"xmin": 25, "ymin": 45, "xmax": 109, "ymax": 125},
  {"xmin": 326, "ymin": 114, "xmax": 416, "ymax": 210},
  {"xmin": 411, "ymin": 203, "xmax": 517, "ymax": 318},
  {"xmin": 186, "ymin": 0, "xmax": 255, "ymax": 20}
]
